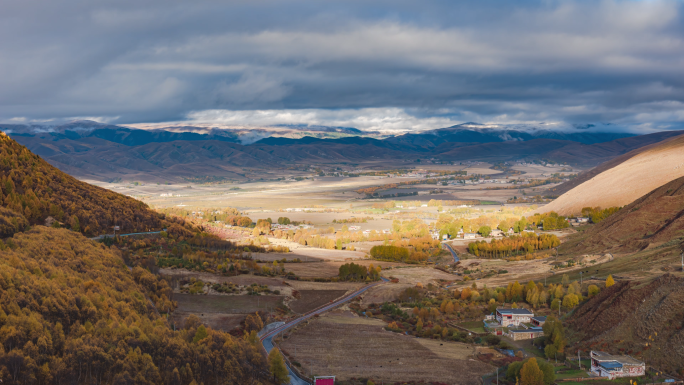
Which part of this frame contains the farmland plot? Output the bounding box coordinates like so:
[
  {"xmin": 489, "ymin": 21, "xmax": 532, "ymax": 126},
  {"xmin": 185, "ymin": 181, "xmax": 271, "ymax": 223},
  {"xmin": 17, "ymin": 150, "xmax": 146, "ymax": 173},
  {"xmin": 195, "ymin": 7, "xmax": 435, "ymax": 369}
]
[
  {"xmin": 289, "ymin": 290, "xmax": 348, "ymax": 313},
  {"xmin": 278, "ymin": 312, "xmax": 493, "ymax": 384},
  {"xmin": 169, "ymin": 293, "xmax": 284, "ymax": 333}
]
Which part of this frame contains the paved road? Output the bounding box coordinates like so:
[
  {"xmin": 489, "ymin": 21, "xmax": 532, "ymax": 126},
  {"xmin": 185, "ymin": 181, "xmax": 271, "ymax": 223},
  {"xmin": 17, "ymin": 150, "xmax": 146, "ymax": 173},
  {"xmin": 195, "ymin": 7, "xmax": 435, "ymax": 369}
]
[
  {"xmin": 90, "ymin": 230, "xmax": 163, "ymax": 240},
  {"xmin": 260, "ymin": 279, "xmax": 387, "ymax": 385},
  {"xmin": 442, "ymin": 242, "xmax": 460, "ymax": 263}
]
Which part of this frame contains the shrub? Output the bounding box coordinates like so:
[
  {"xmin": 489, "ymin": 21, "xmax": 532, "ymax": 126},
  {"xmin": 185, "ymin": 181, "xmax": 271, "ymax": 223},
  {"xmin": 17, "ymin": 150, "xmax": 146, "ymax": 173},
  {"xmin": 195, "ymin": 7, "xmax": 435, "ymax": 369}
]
[{"xmin": 587, "ymin": 284, "xmax": 600, "ymax": 297}]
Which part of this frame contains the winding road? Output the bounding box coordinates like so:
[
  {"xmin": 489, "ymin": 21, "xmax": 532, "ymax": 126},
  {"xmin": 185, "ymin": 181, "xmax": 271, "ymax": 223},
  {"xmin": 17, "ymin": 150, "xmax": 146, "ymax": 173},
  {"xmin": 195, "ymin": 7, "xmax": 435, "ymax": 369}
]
[
  {"xmin": 443, "ymin": 242, "xmax": 460, "ymax": 263},
  {"xmin": 260, "ymin": 278, "xmax": 387, "ymax": 385}
]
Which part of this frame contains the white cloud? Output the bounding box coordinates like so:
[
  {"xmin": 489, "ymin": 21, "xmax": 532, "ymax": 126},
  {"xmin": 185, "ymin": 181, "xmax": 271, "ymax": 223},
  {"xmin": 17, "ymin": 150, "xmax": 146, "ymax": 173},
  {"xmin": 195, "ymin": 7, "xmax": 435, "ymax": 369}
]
[{"xmin": 186, "ymin": 107, "xmax": 460, "ymax": 132}]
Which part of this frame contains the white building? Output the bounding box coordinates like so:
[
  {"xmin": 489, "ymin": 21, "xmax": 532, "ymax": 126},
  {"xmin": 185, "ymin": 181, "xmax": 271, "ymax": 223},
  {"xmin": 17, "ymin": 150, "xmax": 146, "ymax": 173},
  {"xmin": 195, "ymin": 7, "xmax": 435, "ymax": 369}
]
[
  {"xmin": 490, "ymin": 229, "xmax": 504, "ymax": 237},
  {"xmin": 495, "ymin": 308, "xmax": 534, "ymax": 327},
  {"xmin": 590, "ymin": 351, "xmax": 645, "ymax": 380}
]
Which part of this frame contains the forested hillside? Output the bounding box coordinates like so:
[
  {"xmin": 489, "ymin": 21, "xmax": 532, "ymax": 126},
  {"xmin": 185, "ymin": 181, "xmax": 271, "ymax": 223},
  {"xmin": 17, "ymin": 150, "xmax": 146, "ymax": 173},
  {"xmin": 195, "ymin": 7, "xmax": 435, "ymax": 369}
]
[
  {"xmin": 0, "ymin": 227, "xmax": 266, "ymax": 384},
  {"xmin": 0, "ymin": 132, "xmax": 162, "ymax": 236}
]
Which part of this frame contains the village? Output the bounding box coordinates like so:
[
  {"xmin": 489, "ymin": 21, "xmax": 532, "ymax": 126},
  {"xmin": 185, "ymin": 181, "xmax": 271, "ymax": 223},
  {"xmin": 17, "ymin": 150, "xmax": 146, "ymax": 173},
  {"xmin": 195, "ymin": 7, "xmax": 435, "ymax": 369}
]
[
  {"xmin": 480, "ymin": 308, "xmax": 646, "ymax": 381},
  {"xmin": 115, "ymin": 161, "xmax": 679, "ymax": 385}
]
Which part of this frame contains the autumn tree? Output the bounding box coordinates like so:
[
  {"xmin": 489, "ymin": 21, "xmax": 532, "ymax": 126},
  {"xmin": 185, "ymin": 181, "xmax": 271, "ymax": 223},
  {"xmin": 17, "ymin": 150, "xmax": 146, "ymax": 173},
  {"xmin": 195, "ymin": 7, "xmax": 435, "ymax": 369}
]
[
  {"xmin": 562, "ymin": 294, "xmax": 579, "ymax": 309},
  {"xmin": 520, "ymin": 358, "xmax": 544, "ymax": 385},
  {"xmin": 542, "ymin": 316, "xmax": 566, "ymax": 360},
  {"xmin": 268, "ymin": 348, "xmax": 289, "ymax": 384},
  {"xmin": 606, "ymin": 275, "xmax": 615, "ymax": 287},
  {"xmin": 478, "ymin": 225, "xmax": 492, "ymax": 237},
  {"xmin": 507, "ymin": 358, "xmax": 555, "ymax": 385}
]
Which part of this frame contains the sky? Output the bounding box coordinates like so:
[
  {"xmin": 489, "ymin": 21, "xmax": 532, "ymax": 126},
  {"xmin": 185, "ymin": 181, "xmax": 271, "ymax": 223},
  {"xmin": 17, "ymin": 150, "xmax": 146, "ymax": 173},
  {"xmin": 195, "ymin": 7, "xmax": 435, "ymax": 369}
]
[{"xmin": 1, "ymin": 0, "xmax": 684, "ymax": 132}]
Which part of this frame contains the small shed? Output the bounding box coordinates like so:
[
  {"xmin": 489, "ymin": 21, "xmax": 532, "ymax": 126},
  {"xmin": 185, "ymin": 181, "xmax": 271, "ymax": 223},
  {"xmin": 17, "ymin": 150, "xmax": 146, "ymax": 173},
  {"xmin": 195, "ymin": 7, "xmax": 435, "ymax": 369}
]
[{"xmin": 531, "ymin": 316, "xmax": 546, "ymax": 327}]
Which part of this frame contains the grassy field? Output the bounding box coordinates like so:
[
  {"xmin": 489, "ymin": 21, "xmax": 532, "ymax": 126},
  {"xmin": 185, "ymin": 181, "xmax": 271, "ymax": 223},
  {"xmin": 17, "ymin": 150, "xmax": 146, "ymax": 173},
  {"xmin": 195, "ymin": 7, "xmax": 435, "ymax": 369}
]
[
  {"xmin": 554, "ymin": 369, "xmax": 589, "ymax": 379},
  {"xmin": 457, "ymin": 321, "xmax": 486, "ymax": 333},
  {"xmin": 278, "ymin": 311, "xmax": 493, "ymax": 384}
]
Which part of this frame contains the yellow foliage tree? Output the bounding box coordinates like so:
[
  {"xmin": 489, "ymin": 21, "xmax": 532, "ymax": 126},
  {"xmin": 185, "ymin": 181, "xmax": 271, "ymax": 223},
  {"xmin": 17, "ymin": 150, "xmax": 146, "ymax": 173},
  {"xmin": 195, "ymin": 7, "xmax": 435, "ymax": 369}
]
[
  {"xmin": 520, "ymin": 358, "xmax": 544, "ymax": 385},
  {"xmin": 606, "ymin": 275, "xmax": 615, "ymax": 288},
  {"xmin": 268, "ymin": 348, "xmax": 289, "ymax": 384}
]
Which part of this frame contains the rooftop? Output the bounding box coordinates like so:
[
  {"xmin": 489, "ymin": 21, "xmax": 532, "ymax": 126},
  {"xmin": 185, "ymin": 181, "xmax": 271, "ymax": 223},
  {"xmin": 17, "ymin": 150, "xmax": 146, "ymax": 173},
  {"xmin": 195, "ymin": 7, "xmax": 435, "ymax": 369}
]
[
  {"xmin": 510, "ymin": 329, "xmax": 543, "ymax": 333},
  {"xmin": 497, "ymin": 308, "xmax": 534, "ymax": 315},
  {"xmin": 599, "ymin": 362, "xmax": 623, "ymax": 370},
  {"xmin": 591, "ymin": 351, "xmax": 644, "ymax": 366},
  {"xmin": 532, "ymin": 316, "xmax": 547, "ymax": 321}
]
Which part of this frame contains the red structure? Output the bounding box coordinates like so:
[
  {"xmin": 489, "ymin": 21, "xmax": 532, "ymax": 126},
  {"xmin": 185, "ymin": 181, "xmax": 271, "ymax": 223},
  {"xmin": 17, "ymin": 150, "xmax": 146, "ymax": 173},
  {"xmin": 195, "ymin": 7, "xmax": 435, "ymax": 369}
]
[{"xmin": 314, "ymin": 376, "xmax": 335, "ymax": 385}]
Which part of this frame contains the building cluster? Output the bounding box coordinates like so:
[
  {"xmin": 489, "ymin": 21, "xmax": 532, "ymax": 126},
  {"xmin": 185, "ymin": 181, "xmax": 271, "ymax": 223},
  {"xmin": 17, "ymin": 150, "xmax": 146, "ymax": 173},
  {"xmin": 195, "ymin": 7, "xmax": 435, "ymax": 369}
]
[
  {"xmin": 270, "ymin": 223, "xmax": 313, "ymax": 231},
  {"xmin": 478, "ymin": 309, "xmax": 647, "ymax": 380},
  {"xmin": 569, "ymin": 217, "xmax": 591, "ymax": 227},
  {"xmin": 483, "ymin": 308, "xmax": 545, "ymax": 341}
]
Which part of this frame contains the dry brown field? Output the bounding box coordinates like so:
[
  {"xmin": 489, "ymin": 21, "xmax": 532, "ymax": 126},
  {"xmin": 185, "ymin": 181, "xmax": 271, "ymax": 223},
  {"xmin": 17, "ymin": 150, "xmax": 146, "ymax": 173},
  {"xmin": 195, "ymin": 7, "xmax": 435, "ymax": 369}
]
[
  {"xmin": 278, "ymin": 311, "xmax": 493, "ymax": 384},
  {"xmin": 286, "ymin": 280, "xmax": 365, "ymax": 291},
  {"xmin": 255, "ymin": 246, "xmax": 366, "ymax": 262},
  {"xmin": 173, "ymin": 293, "xmax": 283, "ymax": 313},
  {"xmin": 289, "ymin": 290, "xmax": 348, "ymax": 313},
  {"xmin": 170, "ymin": 311, "xmax": 246, "ymax": 332},
  {"xmin": 160, "ymin": 268, "xmax": 295, "ymax": 295},
  {"xmin": 270, "ymin": 260, "xmax": 412, "ymax": 278},
  {"xmin": 169, "ymin": 293, "xmax": 284, "ymax": 333},
  {"xmin": 381, "ymin": 266, "xmax": 457, "ymax": 285},
  {"xmin": 360, "ymin": 283, "xmax": 413, "ymax": 305}
]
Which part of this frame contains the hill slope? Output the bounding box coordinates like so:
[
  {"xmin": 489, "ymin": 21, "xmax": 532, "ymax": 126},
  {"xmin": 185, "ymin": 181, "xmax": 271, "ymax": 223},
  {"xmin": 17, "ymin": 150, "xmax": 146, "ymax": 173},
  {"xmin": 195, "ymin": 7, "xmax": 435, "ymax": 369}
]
[
  {"xmin": 549, "ymin": 131, "xmax": 684, "ymax": 196},
  {"xmin": 0, "ymin": 132, "xmax": 162, "ymax": 235},
  {"xmin": 568, "ymin": 275, "xmax": 684, "ymax": 375},
  {"xmin": 0, "ymin": 226, "xmax": 264, "ymax": 384},
  {"xmin": 543, "ymin": 133, "xmax": 684, "ymax": 215},
  {"xmin": 559, "ymin": 175, "xmax": 684, "ymax": 255}
]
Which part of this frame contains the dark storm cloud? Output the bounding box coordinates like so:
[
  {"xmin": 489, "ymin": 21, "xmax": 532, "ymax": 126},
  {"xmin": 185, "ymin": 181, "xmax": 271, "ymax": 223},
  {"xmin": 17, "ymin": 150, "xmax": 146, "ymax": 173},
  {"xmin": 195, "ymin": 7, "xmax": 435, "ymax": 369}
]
[{"xmin": 1, "ymin": 0, "xmax": 683, "ymax": 131}]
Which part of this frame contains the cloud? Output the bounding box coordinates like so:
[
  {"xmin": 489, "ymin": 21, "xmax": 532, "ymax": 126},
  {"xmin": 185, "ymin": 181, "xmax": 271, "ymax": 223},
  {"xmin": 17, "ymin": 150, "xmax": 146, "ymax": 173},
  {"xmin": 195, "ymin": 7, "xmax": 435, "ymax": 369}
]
[
  {"xmin": 0, "ymin": 0, "xmax": 683, "ymax": 131},
  {"xmin": 186, "ymin": 107, "xmax": 459, "ymax": 132}
]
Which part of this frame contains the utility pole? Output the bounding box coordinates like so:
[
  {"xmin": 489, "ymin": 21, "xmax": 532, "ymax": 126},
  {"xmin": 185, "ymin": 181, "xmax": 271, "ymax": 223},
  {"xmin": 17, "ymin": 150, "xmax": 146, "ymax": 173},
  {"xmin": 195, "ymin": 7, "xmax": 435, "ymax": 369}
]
[{"xmin": 578, "ymin": 350, "xmax": 581, "ymax": 369}]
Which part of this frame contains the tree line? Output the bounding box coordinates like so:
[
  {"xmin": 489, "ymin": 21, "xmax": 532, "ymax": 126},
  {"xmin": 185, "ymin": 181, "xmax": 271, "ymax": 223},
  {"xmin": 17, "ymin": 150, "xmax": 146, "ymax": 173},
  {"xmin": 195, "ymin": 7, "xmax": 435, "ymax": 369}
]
[
  {"xmin": 468, "ymin": 233, "xmax": 561, "ymax": 258},
  {"xmin": 338, "ymin": 262, "xmax": 381, "ymax": 281},
  {"xmin": 370, "ymin": 245, "xmax": 410, "ymax": 262}
]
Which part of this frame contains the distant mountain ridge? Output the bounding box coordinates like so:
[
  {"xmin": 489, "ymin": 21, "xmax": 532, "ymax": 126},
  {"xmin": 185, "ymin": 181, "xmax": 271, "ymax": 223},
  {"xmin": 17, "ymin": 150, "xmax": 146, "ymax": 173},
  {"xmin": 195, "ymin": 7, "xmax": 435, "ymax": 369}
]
[
  {"xmin": 385, "ymin": 122, "xmax": 635, "ymax": 147},
  {"xmin": 2, "ymin": 120, "xmax": 681, "ymax": 182},
  {"xmin": 1, "ymin": 120, "xmax": 369, "ymax": 146}
]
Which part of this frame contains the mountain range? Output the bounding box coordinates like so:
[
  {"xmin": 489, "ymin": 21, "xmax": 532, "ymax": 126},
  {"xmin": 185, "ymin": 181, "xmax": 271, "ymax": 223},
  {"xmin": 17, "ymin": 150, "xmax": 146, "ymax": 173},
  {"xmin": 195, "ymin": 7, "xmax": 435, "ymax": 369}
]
[{"xmin": 3, "ymin": 120, "xmax": 683, "ymax": 182}]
